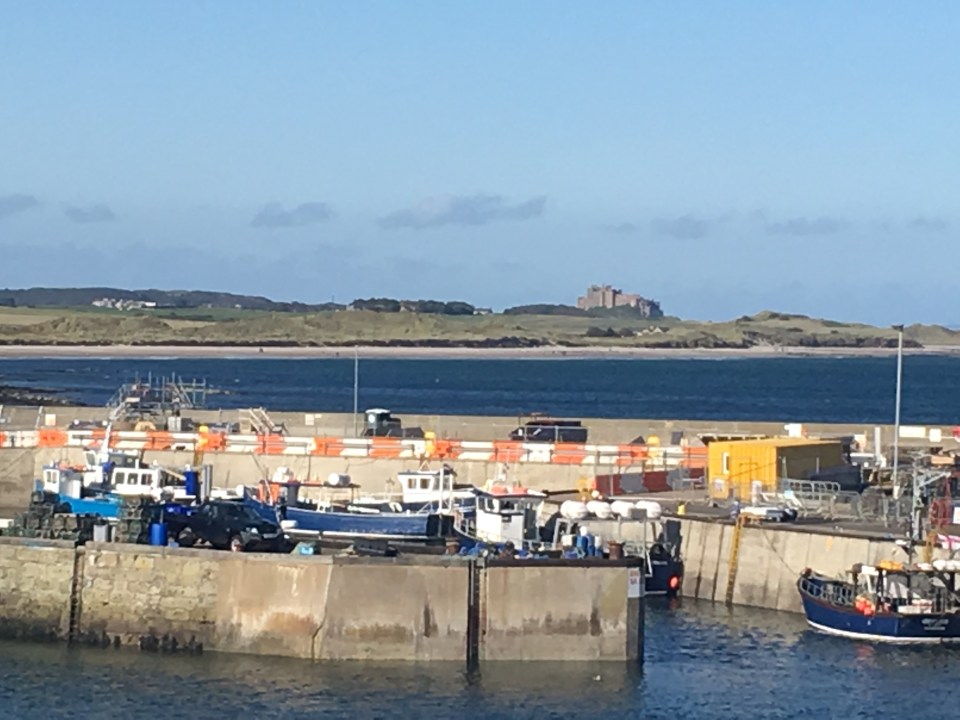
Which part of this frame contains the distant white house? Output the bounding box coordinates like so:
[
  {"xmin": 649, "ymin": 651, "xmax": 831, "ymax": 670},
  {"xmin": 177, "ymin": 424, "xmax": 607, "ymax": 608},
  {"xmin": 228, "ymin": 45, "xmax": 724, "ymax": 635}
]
[{"xmin": 91, "ymin": 298, "xmax": 158, "ymax": 311}]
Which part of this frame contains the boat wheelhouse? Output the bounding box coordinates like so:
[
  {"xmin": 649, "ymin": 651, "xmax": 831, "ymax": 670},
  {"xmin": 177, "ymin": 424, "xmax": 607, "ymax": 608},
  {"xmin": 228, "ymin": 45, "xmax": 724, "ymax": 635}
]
[{"xmin": 454, "ymin": 486, "xmax": 547, "ymax": 549}]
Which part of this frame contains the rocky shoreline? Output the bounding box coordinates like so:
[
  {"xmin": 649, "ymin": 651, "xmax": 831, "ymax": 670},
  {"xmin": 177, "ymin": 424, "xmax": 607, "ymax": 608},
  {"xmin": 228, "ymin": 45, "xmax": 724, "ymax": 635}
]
[{"xmin": 0, "ymin": 385, "xmax": 77, "ymax": 407}]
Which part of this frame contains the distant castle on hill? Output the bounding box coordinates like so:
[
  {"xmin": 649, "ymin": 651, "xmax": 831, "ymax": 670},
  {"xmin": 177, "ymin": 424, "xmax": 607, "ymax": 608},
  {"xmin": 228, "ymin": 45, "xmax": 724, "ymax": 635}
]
[{"xmin": 576, "ymin": 284, "xmax": 663, "ymax": 318}]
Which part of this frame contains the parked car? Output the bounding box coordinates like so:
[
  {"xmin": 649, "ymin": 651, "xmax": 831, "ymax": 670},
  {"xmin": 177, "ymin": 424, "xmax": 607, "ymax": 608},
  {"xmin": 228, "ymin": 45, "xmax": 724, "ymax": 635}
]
[
  {"xmin": 509, "ymin": 418, "xmax": 588, "ymax": 443},
  {"xmin": 156, "ymin": 500, "xmax": 288, "ymax": 552}
]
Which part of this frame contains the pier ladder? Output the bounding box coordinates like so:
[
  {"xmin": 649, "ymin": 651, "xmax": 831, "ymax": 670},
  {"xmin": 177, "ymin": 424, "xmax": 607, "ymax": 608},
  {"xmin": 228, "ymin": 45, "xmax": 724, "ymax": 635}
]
[{"xmin": 724, "ymin": 514, "xmax": 751, "ymax": 605}]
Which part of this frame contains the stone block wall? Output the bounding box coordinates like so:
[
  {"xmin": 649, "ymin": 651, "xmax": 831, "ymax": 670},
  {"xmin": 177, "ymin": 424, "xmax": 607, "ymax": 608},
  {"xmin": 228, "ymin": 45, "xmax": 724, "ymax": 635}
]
[
  {"xmin": 80, "ymin": 543, "xmax": 221, "ymax": 649},
  {"xmin": 0, "ymin": 537, "xmax": 76, "ymax": 641}
]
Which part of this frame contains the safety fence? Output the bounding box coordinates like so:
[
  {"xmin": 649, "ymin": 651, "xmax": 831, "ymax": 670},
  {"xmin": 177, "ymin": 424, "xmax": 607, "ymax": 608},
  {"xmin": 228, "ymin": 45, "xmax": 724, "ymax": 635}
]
[{"xmin": 0, "ymin": 428, "xmax": 709, "ymax": 470}]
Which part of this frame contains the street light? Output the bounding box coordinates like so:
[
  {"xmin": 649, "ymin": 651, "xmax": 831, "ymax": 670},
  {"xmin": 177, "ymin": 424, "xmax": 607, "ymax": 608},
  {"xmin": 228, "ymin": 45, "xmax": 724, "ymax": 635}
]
[{"xmin": 891, "ymin": 324, "xmax": 904, "ymax": 521}]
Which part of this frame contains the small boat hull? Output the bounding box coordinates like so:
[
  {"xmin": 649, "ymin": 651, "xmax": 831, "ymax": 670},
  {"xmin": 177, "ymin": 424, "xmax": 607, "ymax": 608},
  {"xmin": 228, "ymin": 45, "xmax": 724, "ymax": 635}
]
[
  {"xmin": 648, "ymin": 558, "xmax": 683, "ymax": 597},
  {"xmin": 798, "ymin": 577, "xmax": 960, "ymax": 644},
  {"xmin": 245, "ymin": 495, "xmax": 451, "ymax": 541}
]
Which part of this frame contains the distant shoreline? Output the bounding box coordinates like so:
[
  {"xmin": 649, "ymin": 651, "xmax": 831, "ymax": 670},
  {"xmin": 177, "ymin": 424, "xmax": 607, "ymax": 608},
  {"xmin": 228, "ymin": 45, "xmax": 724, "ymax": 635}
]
[{"xmin": 0, "ymin": 343, "xmax": 958, "ymax": 360}]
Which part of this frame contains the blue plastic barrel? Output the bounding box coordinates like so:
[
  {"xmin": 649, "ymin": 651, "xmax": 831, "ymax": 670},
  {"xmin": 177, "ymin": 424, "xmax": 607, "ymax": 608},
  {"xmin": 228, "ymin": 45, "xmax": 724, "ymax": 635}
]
[
  {"xmin": 184, "ymin": 470, "xmax": 199, "ymax": 497},
  {"xmin": 586, "ymin": 533, "xmax": 596, "ymax": 557},
  {"xmin": 149, "ymin": 522, "xmax": 168, "ymax": 546}
]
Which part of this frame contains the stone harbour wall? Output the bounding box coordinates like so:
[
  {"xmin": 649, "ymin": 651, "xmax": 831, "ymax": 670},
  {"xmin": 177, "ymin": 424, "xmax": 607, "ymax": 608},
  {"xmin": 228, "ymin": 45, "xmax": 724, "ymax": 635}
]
[
  {"xmin": 80, "ymin": 544, "xmax": 221, "ymax": 649},
  {"xmin": 0, "ymin": 538, "xmax": 644, "ymax": 662},
  {"xmin": 0, "ymin": 537, "xmax": 76, "ymax": 641}
]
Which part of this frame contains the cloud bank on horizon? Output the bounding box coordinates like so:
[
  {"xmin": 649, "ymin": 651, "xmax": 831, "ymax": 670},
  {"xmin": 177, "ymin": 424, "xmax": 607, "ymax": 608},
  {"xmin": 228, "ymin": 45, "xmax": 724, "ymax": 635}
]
[
  {"xmin": 251, "ymin": 202, "xmax": 334, "ymax": 228},
  {"xmin": 378, "ymin": 194, "xmax": 546, "ymax": 229},
  {"xmin": 0, "ymin": 4, "xmax": 957, "ymax": 326}
]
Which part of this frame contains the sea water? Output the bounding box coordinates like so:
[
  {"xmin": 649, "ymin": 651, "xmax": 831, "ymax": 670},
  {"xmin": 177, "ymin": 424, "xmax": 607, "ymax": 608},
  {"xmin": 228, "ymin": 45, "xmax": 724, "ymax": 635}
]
[
  {"xmin": 1, "ymin": 354, "xmax": 959, "ymax": 424},
  {"xmin": 1, "ymin": 601, "xmax": 957, "ymax": 719}
]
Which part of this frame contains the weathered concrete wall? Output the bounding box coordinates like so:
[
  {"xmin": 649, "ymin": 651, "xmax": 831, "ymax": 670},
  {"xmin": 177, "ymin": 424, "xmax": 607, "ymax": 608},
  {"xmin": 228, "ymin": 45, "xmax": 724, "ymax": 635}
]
[
  {"xmin": 677, "ymin": 518, "xmax": 917, "ymax": 614},
  {"xmin": 0, "ymin": 539, "xmax": 641, "ymax": 662},
  {"xmin": 483, "ymin": 564, "xmax": 637, "ymax": 661},
  {"xmin": 0, "ymin": 537, "xmax": 75, "ymax": 641},
  {"xmin": 214, "ymin": 556, "xmax": 469, "ymax": 661}
]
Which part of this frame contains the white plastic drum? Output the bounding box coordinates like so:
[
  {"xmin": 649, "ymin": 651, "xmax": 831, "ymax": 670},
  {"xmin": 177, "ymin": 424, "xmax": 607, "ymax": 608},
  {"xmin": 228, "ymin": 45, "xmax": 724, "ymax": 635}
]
[
  {"xmin": 587, "ymin": 500, "xmax": 614, "ymax": 520},
  {"xmin": 634, "ymin": 500, "xmax": 663, "ymax": 520},
  {"xmin": 560, "ymin": 500, "xmax": 590, "ymax": 521},
  {"xmin": 326, "ymin": 473, "xmax": 351, "ymax": 487}
]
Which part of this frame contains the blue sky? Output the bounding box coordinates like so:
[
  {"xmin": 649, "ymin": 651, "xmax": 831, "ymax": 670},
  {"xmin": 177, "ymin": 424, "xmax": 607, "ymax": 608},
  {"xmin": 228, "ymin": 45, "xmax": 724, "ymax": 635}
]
[{"xmin": 1, "ymin": 2, "xmax": 957, "ymax": 323}]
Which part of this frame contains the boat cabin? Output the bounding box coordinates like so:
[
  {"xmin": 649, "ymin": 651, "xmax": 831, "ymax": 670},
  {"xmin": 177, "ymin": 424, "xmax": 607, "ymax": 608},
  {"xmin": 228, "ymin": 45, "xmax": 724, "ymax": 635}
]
[
  {"xmin": 471, "ymin": 488, "xmax": 546, "ymax": 547},
  {"xmin": 42, "ymin": 458, "xmax": 186, "ymax": 500},
  {"xmin": 395, "ymin": 467, "xmax": 473, "ymax": 506}
]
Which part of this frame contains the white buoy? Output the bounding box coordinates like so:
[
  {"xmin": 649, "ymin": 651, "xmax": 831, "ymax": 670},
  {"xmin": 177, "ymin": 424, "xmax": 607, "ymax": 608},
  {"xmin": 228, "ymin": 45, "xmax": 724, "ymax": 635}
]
[
  {"xmin": 634, "ymin": 499, "xmax": 663, "ymax": 520},
  {"xmin": 560, "ymin": 500, "xmax": 590, "ymax": 521},
  {"xmin": 611, "ymin": 500, "xmax": 636, "ymax": 519},
  {"xmin": 586, "ymin": 500, "xmax": 614, "ymax": 519},
  {"xmin": 326, "ymin": 472, "xmax": 351, "ymax": 487}
]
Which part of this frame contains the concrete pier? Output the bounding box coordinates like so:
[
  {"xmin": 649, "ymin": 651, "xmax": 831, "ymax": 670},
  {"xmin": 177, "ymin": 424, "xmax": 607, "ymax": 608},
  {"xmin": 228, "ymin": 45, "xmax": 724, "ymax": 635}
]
[
  {"xmin": 0, "ymin": 538, "xmax": 644, "ymax": 663},
  {"xmin": 587, "ymin": 515, "xmax": 933, "ymax": 614},
  {"xmin": 1, "ymin": 405, "xmax": 942, "ymax": 519}
]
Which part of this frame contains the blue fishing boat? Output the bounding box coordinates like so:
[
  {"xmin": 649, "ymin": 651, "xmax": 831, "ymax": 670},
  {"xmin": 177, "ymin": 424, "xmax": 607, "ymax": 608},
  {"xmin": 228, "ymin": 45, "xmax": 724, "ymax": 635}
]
[
  {"xmin": 244, "ymin": 479, "xmax": 451, "ymax": 542},
  {"xmin": 798, "ymin": 563, "xmax": 960, "ymax": 643},
  {"xmin": 797, "ymin": 331, "xmax": 960, "ymax": 643},
  {"xmin": 351, "ymin": 466, "xmax": 476, "ymax": 515}
]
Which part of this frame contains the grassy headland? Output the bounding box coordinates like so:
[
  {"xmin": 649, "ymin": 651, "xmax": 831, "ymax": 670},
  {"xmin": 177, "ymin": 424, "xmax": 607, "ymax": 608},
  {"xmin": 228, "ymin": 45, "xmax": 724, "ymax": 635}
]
[{"xmin": 0, "ymin": 306, "xmax": 956, "ymax": 353}]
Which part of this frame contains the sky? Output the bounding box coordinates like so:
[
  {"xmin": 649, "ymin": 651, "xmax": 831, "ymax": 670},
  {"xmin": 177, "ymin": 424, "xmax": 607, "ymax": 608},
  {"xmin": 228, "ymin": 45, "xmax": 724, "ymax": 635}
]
[{"xmin": 1, "ymin": 2, "xmax": 958, "ymax": 324}]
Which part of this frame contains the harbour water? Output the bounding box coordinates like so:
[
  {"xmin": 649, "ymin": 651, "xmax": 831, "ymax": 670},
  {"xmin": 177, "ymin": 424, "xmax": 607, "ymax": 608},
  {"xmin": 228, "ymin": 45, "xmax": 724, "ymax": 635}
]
[
  {"xmin": 2, "ymin": 600, "xmax": 959, "ymax": 719},
  {"xmin": 2, "ymin": 354, "xmax": 960, "ymax": 424}
]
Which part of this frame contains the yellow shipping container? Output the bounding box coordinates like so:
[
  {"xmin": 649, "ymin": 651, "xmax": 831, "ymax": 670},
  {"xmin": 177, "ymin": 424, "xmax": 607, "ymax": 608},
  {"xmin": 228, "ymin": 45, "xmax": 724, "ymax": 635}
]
[{"xmin": 707, "ymin": 437, "xmax": 845, "ymax": 500}]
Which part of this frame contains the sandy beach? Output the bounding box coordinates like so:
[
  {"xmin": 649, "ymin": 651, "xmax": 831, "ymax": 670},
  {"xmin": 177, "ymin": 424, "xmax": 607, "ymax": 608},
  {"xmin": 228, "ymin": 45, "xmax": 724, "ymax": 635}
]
[{"xmin": 0, "ymin": 343, "xmax": 956, "ymax": 360}]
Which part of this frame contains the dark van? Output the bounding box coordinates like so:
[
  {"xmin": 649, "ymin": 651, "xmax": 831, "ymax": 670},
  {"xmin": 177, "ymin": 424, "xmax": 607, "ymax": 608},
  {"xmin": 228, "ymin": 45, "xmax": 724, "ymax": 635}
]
[{"xmin": 509, "ymin": 419, "xmax": 588, "ymax": 443}]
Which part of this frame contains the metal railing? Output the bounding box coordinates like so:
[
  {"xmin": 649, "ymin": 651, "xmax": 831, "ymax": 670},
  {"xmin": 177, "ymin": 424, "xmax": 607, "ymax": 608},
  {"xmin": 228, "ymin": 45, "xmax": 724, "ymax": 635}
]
[{"xmin": 799, "ymin": 576, "xmax": 856, "ymax": 607}]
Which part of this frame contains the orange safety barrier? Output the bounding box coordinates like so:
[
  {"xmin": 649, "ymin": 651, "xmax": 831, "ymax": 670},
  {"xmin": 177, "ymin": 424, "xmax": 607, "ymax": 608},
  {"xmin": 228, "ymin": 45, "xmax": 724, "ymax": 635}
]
[
  {"xmin": 1, "ymin": 426, "xmax": 710, "ymax": 469},
  {"xmin": 259, "ymin": 434, "xmax": 288, "ymax": 455},
  {"xmin": 144, "ymin": 431, "xmax": 174, "ymax": 451},
  {"xmin": 311, "ymin": 437, "xmax": 347, "ymax": 456},
  {"xmin": 492, "ymin": 440, "xmax": 525, "ymax": 463},
  {"xmin": 37, "ymin": 428, "xmax": 68, "ymax": 448},
  {"xmin": 368, "ymin": 437, "xmax": 405, "ymax": 458},
  {"xmin": 551, "ymin": 444, "xmax": 590, "ymax": 465},
  {"xmin": 0, "ymin": 432, "xmax": 6, "ymax": 448}
]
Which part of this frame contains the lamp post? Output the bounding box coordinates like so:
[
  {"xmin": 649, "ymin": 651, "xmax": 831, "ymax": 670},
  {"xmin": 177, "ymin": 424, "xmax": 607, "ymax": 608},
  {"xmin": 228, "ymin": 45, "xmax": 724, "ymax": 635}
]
[{"xmin": 891, "ymin": 324, "xmax": 904, "ymax": 527}]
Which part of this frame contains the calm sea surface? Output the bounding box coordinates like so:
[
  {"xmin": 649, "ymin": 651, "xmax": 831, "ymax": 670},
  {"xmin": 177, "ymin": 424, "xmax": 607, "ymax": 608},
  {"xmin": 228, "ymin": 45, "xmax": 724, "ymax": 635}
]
[
  {"xmin": 1, "ymin": 355, "xmax": 959, "ymax": 424},
  {"xmin": 1, "ymin": 600, "xmax": 958, "ymax": 719}
]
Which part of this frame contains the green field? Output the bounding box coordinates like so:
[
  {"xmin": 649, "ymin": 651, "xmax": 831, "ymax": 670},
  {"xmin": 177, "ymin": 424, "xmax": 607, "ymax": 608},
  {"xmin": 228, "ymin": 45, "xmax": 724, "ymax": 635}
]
[{"xmin": 0, "ymin": 306, "xmax": 955, "ymax": 349}]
